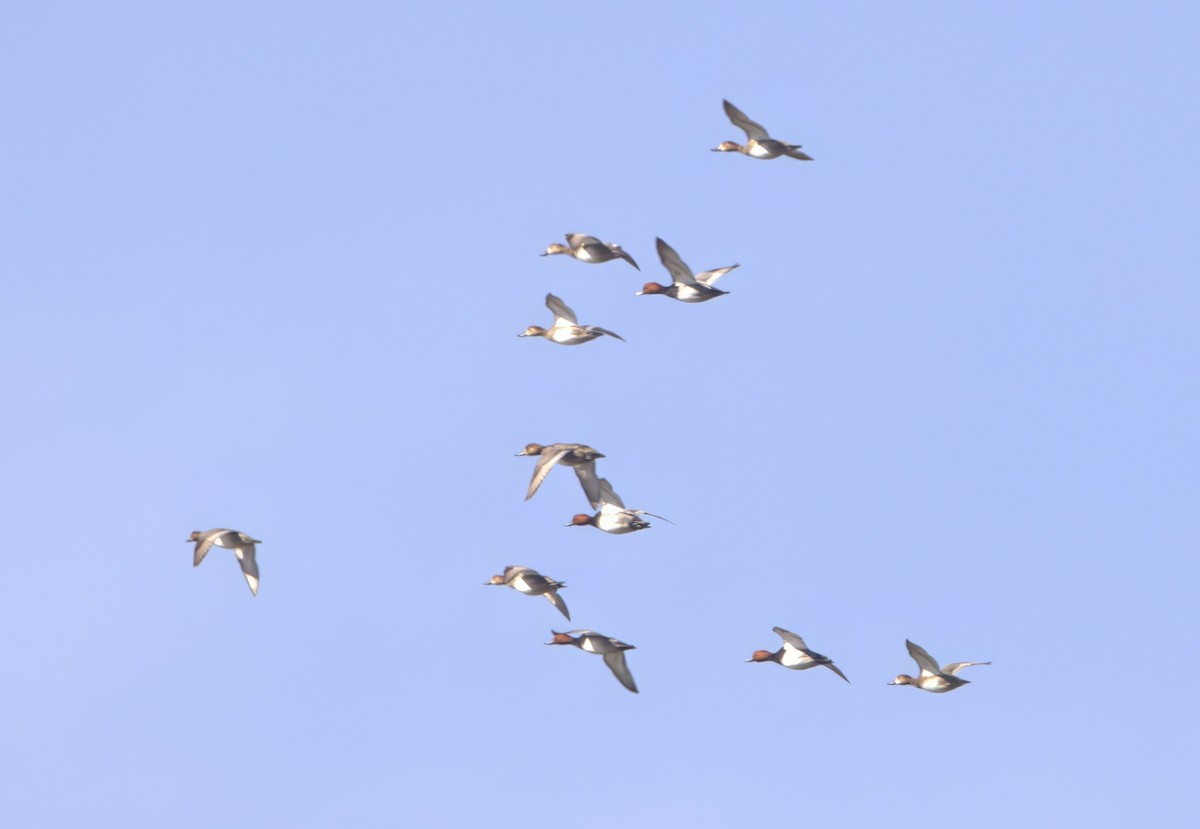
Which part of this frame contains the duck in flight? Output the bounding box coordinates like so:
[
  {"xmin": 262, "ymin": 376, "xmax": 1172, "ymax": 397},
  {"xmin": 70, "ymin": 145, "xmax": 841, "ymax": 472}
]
[
  {"xmin": 547, "ymin": 629, "xmax": 638, "ymax": 693},
  {"xmin": 713, "ymin": 99, "xmax": 813, "ymax": 161},
  {"xmin": 567, "ymin": 479, "xmax": 672, "ymax": 534},
  {"xmin": 889, "ymin": 639, "xmax": 990, "ymax": 693},
  {"xmin": 486, "ymin": 565, "xmax": 570, "ymax": 620},
  {"xmin": 636, "ymin": 237, "xmax": 738, "ymax": 303},
  {"xmin": 517, "ymin": 442, "xmax": 604, "ymax": 509},
  {"xmin": 541, "ymin": 233, "xmax": 640, "ymax": 270},
  {"xmin": 746, "ymin": 626, "xmax": 850, "ymax": 683},
  {"xmin": 189, "ymin": 528, "xmax": 262, "ymax": 596},
  {"xmin": 519, "ymin": 293, "xmax": 625, "ymax": 345}
]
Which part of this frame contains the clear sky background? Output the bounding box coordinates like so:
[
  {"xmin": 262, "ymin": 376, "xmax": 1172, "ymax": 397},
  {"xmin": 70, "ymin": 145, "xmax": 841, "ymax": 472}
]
[{"xmin": 2, "ymin": 2, "xmax": 1197, "ymax": 826}]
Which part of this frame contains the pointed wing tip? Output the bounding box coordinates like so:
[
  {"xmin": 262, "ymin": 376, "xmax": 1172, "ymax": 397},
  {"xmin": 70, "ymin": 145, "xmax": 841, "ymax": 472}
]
[
  {"xmin": 550, "ymin": 594, "xmax": 571, "ymax": 621},
  {"xmin": 604, "ymin": 652, "xmax": 638, "ymax": 693}
]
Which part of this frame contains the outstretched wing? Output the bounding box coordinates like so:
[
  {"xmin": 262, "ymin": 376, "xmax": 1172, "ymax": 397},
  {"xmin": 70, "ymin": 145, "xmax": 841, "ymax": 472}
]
[
  {"xmin": 603, "ymin": 651, "xmax": 639, "ymax": 693},
  {"xmin": 569, "ymin": 234, "xmax": 610, "ymax": 260},
  {"xmin": 695, "ymin": 264, "xmax": 739, "ymax": 286},
  {"xmin": 772, "ymin": 626, "xmax": 812, "ymax": 653},
  {"xmin": 526, "ymin": 447, "xmax": 572, "ymax": 501},
  {"xmin": 611, "ymin": 246, "xmax": 640, "ymax": 270},
  {"xmin": 587, "ymin": 326, "xmax": 625, "ymax": 342},
  {"xmin": 823, "ymin": 661, "xmax": 851, "ymax": 684},
  {"xmin": 544, "ymin": 590, "xmax": 570, "ymax": 621},
  {"xmin": 502, "ymin": 565, "xmax": 534, "ymax": 582},
  {"xmin": 192, "ymin": 532, "xmax": 221, "ymax": 567},
  {"xmin": 655, "ymin": 238, "xmax": 698, "ymax": 286},
  {"xmin": 597, "ymin": 478, "xmax": 625, "ymax": 509},
  {"xmin": 943, "ymin": 661, "xmax": 991, "ymax": 676},
  {"xmin": 565, "ymin": 233, "xmax": 602, "ymax": 250},
  {"xmin": 514, "ymin": 569, "xmax": 553, "ymax": 591},
  {"xmin": 234, "ymin": 543, "xmax": 259, "ymax": 596},
  {"xmin": 545, "ymin": 293, "xmax": 578, "ymax": 326},
  {"xmin": 906, "ymin": 640, "xmax": 941, "ymax": 678},
  {"xmin": 573, "ymin": 462, "xmax": 602, "ymax": 509},
  {"xmin": 723, "ymin": 99, "xmax": 769, "ymax": 141}
]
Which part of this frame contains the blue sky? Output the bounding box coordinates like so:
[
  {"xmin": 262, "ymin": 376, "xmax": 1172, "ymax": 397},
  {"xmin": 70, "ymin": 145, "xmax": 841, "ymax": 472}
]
[{"xmin": 2, "ymin": 2, "xmax": 1198, "ymax": 826}]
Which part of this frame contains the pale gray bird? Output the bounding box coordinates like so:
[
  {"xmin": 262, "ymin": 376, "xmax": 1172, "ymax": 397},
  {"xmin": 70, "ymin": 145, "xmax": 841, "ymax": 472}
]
[
  {"xmin": 889, "ymin": 640, "xmax": 990, "ymax": 693},
  {"xmin": 189, "ymin": 529, "xmax": 261, "ymax": 596},
  {"xmin": 517, "ymin": 441, "xmax": 604, "ymax": 508},
  {"xmin": 486, "ymin": 565, "xmax": 570, "ymax": 620},
  {"xmin": 712, "ymin": 99, "xmax": 813, "ymax": 160},
  {"xmin": 518, "ymin": 293, "xmax": 625, "ymax": 345},
  {"xmin": 541, "ymin": 233, "xmax": 640, "ymax": 270}
]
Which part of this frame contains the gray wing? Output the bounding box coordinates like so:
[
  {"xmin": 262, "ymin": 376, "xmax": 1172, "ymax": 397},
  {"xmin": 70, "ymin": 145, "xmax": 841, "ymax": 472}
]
[
  {"xmin": 695, "ymin": 264, "xmax": 739, "ymax": 286},
  {"xmin": 192, "ymin": 531, "xmax": 223, "ymax": 567},
  {"xmin": 772, "ymin": 626, "xmax": 812, "ymax": 653},
  {"xmin": 597, "ymin": 478, "xmax": 625, "ymax": 509},
  {"xmin": 525, "ymin": 447, "xmax": 572, "ymax": 501},
  {"xmin": 655, "ymin": 238, "xmax": 698, "ymax": 286},
  {"xmin": 603, "ymin": 651, "xmax": 639, "ymax": 693},
  {"xmin": 906, "ymin": 640, "xmax": 941, "ymax": 677},
  {"xmin": 587, "ymin": 326, "xmax": 625, "ymax": 342},
  {"xmin": 565, "ymin": 233, "xmax": 602, "ymax": 251},
  {"xmin": 573, "ymin": 462, "xmax": 602, "ymax": 509},
  {"xmin": 943, "ymin": 661, "xmax": 991, "ymax": 676},
  {"xmin": 723, "ymin": 99, "xmax": 769, "ymax": 141},
  {"xmin": 824, "ymin": 662, "xmax": 851, "ymax": 684},
  {"xmin": 234, "ymin": 543, "xmax": 259, "ymax": 596},
  {"xmin": 545, "ymin": 293, "xmax": 577, "ymax": 325},
  {"xmin": 611, "ymin": 246, "xmax": 640, "ymax": 270},
  {"xmin": 544, "ymin": 590, "xmax": 570, "ymax": 621},
  {"xmin": 573, "ymin": 236, "xmax": 612, "ymax": 260},
  {"xmin": 521, "ymin": 572, "xmax": 564, "ymax": 596},
  {"xmin": 502, "ymin": 565, "xmax": 534, "ymax": 581}
]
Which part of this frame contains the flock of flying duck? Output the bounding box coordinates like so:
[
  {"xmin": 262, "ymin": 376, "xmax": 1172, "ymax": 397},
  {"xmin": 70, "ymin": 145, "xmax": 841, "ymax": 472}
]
[{"xmin": 190, "ymin": 100, "xmax": 989, "ymax": 695}]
